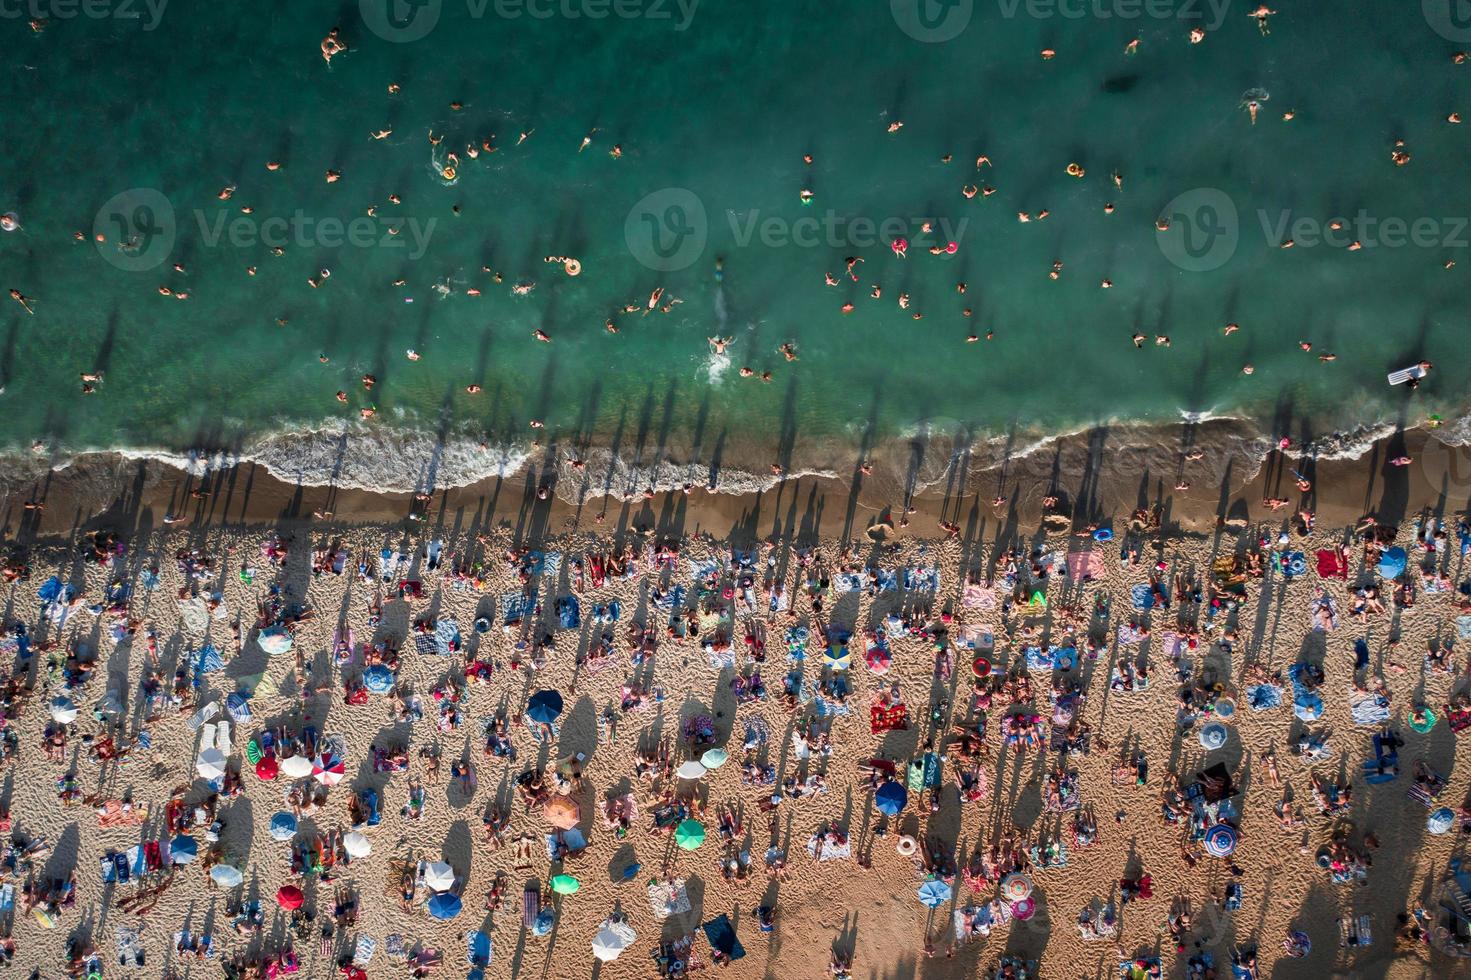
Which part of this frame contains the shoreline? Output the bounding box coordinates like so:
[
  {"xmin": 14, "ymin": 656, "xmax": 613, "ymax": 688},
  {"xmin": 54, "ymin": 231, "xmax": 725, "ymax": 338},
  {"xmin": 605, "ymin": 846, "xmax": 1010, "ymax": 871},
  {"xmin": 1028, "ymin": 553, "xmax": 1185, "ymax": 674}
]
[{"xmin": 2, "ymin": 417, "xmax": 1465, "ymax": 544}]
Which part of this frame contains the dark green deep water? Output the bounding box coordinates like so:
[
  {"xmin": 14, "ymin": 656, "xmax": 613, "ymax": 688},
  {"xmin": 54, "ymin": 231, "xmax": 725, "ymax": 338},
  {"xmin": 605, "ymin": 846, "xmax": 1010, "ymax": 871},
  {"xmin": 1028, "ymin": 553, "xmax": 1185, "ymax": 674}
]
[{"xmin": 1, "ymin": 0, "xmax": 1468, "ymax": 487}]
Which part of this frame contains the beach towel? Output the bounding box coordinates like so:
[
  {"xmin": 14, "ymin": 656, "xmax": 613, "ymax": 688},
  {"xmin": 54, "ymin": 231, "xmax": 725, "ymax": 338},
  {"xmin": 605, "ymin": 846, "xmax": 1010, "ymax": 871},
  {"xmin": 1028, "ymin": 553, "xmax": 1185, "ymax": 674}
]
[
  {"xmin": 904, "ymin": 566, "xmax": 940, "ymax": 592},
  {"xmin": 1117, "ymin": 624, "xmax": 1147, "ymax": 646},
  {"xmin": 1310, "ymin": 594, "xmax": 1338, "ymax": 632},
  {"xmin": 1130, "ymin": 584, "xmax": 1157, "ymax": 609},
  {"xmin": 963, "ymin": 583, "xmax": 997, "ymax": 609},
  {"xmin": 1247, "ymin": 684, "xmax": 1282, "ymax": 711},
  {"xmin": 806, "ymin": 835, "xmax": 852, "ymax": 861},
  {"xmin": 702, "ymin": 914, "xmax": 745, "ymax": 961},
  {"xmin": 115, "ymin": 926, "xmax": 145, "ymax": 967},
  {"xmin": 688, "ymin": 558, "xmax": 721, "ymax": 581},
  {"xmin": 647, "ymin": 880, "xmax": 691, "ymax": 920},
  {"xmin": 353, "ymin": 936, "xmax": 377, "ymax": 966},
  {"xmin": 555, "ymin": 597, "xmax": 580, "ymax": 630},
  {"xmin": 192, "ymin": 645, "xmax": 225, "ymax": 674},
  {"xmin": 653, "ymin": 585, "xmax": 687, "ymax": 610},
  {"xmin": 500, "ymin": 593, "xmax": 532, "ymax": 626},
  {"xmin": 1280, "ymin": 551, "xmax": 1308, "ymax": 579},
  {"xmin": 1351, "ymin": 695, "xmax": 1391, "ymax": 726},
  {"xmin": 434, "ymin": 618, "xmax": 461, "ymax": 654},
  {"xmin": 1458, "ymin": 615, "xmax": 1471, "ymax": 640},
  {"xmin": 1316, "ymin": 550, "xmax": 1350, "ymax": 579}
]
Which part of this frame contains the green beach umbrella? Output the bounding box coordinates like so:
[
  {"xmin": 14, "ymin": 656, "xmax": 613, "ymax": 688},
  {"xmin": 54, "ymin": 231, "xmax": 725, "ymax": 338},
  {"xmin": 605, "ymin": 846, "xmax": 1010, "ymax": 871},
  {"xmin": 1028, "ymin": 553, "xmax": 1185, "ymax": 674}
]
[
  {"xmin": 675, "ymin": 818, "xmax": 706, "ymax": 851},
  {"xmin": 550, "ymin": 874, "xmax": 580, "ymax": 895}
]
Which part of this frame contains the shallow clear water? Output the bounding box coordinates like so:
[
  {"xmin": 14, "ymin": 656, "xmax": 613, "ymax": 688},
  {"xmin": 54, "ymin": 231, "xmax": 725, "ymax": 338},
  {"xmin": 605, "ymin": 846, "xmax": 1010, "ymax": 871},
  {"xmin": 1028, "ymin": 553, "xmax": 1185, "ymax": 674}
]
[{"xmin": 0, "ymin": 0, "xmax": 1467, "ymax": 475}]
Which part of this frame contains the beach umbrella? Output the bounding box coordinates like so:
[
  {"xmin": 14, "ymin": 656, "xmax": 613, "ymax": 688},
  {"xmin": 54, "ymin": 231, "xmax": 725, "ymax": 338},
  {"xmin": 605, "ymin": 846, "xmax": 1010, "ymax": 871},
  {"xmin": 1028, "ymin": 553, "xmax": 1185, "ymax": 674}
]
[
  {"xmin": 363, "ymin": 664, "xmax": 395, "ymax": 694},
  {"xmin": 542, "ymin": 795, "xmax": 581, "ymax": 830},
  {"xmin": 592, "ymin": 920, "xmax": 636, "ymax": 962},
  {"xmin": 276, "ymin": 884, "xmax": 304, "ymax": 910},
  {"xmin": 550, "ymin": 874, "xmax": 580, "ymax": 895},
  {"xmin": 526, "ymin": 689, "xmax": 564, "ymax": 724},
  {"xmin": 269, "ymin": 811, "xmax": 297, "ymax": 841},
  {"xmin": 676, "ymin": 760, "xmax": 707, "ymax": 780},
  {"xmin": 701, "ymin": 748, "xmax": 730, "ymax": 769},
  {"xmin": 210, "ymin": 864, "xmax": 243, "ymax": 888},
  {"xmin": 824, "ymin": 644, "xmax": 851, "ymax": 670},
  {"xmin": 48, "ymin": 697, "xmax": 78, "ymax": 724},
  {"xmin": 1203, "ymin": 823, "xmax": 1238, "ymax": 858},
  {"xmin": 255, "ymin": 756, "xmax": 279, "ymax": 780},
  {"xmin": 1012, "ymin": 897, "xmax": 1036, "ymax": 921},
  {"xmin": 169, "ymin": 836, "xmax": 198, "ymax": 865},
  {"xmin": 257, "ymin": 626, "xmax": 294, "ymax": 655},
  {"xmin": 312, "ymin": 750, "xmax": 346, "ymax": 786},
  {"xmin": 196, "ymin": 748, "xmax": 227, "ymax": 780},
  {"xmin": 424, "ymin": 861, "xmax": 456, "ymax": 892},
  {"xmin": 1429, "ymin": 807, "xmax": 1456, "ymax": 835},
  {"xmin": 427, "ymin": 892, "xmax": 463, "ymax": 920},
  {"xmin": 865, "ymin": 646, "xmax": 891, "ymax": 675},
  {"xmin": 1377, "ymin": 546, "xmax": 1408, "ymax": 580},
  {"xmin": 343, "ymin": 832, "xmax": 372, "ymax": 858},
  {"xmin": 875, "ymin": 780, "xmax": 908, "ymax": 817},
  {"xmin": 675, "ymin": 819, "xmax": 706, "ymax": 851},
  {"xmin": 1198, "ymin": 722, "xmax": 1229, "ymax": 751},
  {"xmin": 917, "ymin": 879, "xmax": 952, "ymax": 909},
  {"xmin": 279, "ymin": 754, "xmax": 313, "ymax": 779},
  {"xmin": 999, "ymin": 872, "xmax": 1034, "ymax": 902}
]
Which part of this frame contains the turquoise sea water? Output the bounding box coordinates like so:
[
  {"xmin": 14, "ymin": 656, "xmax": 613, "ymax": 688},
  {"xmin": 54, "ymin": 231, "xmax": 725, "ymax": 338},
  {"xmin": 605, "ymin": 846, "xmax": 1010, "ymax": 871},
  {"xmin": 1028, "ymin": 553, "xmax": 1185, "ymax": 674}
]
[{"xmin": 1, "ymin": 0, "xmax": 1468, "ymax": 485}]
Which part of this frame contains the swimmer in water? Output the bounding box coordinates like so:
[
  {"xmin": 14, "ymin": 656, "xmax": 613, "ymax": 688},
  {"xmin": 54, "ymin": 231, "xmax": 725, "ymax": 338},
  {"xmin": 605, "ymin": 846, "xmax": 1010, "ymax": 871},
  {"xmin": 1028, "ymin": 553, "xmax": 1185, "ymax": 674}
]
[
  {"xmin": 406, "ymin": 349, "xmax": 421, "ymax": 361},
  {"xmin": 8, "ymin": 289, "xmax": 34, "ymax": 314},
  {"xmin": 708, "ymin": 336, "xmax": 733, "ymax": 354},
  {"xmin": 362, "ymin": 374, "xmax": 376, "ymax": 390},
  {"xmin": 844, "ymin": 256, "xmax": 863, "ymax": 281},
  {"xmin": 321, "ymin": 27, "xmax": 347, "ymax": 64},
  {"xmin": 647, "ymin": 287, "xmax": 664, "ymax": 310},
  {"xmin": 517, "ymin": 130, "xmax": 534, "ymax": 146},
  {"xmin": 1223, "ymin": 323, "xmax": 1240, "ymax": 336},
  {"xmin": 1248, "ymin": 5, "xmax": 1276, "ymax": 34},
  {"xmin": 778, "ymin": 343, "xmax": 798, "ymax": 362},
  {"xmin": 371, "ymin": 129, "xmax": 392, "ymax": 140},
  {"xmin": 533, "ymin": 329, "xmax": 551, "ymax": 343}
]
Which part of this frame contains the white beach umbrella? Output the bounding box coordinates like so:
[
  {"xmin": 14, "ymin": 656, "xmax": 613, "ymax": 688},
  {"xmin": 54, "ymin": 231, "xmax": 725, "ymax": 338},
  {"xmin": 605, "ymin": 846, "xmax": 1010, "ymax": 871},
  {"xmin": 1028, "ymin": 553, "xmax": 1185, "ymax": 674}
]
[
  {"xmin": 676, "ymin": 760, "xmax": 707, "ymax": 780},
  {"xmin": 48, "ymin": 697, "xmax": 78, "ymax": 724},
  {"xmin": 196, "ymin": 748, "xmax": 227, "ymax": 780},
  {"xmin": 279, "ymin": 754, "xmax": 314, "ymax": 779},
  {"xmin": 424, "ymin": 861, "xmax": 456, "ymax": 892},
  {"xmin": 343, "ymin": 832, "xmax": 372, "ymax": 858},
  {"xmin": 591, "ymin": 920, "xmax": 637, "ymax": 962},
  {"xmin": 210, "ymin": 864, "xmax": 244, "ymax": 888}
]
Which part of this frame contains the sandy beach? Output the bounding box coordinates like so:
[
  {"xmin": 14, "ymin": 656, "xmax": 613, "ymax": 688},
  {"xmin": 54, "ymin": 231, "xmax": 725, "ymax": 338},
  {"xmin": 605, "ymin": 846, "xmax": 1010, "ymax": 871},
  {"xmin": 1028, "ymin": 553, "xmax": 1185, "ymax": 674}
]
[{"xmin": 0, "ymin": 424, "xmax": 1464, "ymax": 980}]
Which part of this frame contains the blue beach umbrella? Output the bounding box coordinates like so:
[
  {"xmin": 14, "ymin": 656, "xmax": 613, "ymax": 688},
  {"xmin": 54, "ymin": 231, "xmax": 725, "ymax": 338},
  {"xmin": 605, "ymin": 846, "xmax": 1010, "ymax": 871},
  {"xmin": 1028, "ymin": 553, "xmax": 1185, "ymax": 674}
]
[
  {"xmin": 1377, "ymin": 547, "xmax": 1407, "ymax": 579},
  {"xmin": 363, "ymin": 664, "xmax": 395, "ymax": 694},
  {"xmin": 527, "ymin": 690, "xmax": 564, "ymax": 724},
  {"xmin": 917, "ymin": 879, "xmax": 952, "ymax": 909},
  {"xmin": 269, "ymin": 811, "xmax": 297, "ymax": 842},
  {"xmin": 170, "ymin": 836, "xmax": 198, "ymax": 865},
  {"xmin": 427, "ymin": 892, "xmax": 463, "ymax": 920},
  {"xmin": 1203, "ymin": 824, "xmax": 1238, "ymax": 858},
  {"xmin": 874, "ymin": 781, "xmax": 907, "ymax": 817}
]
